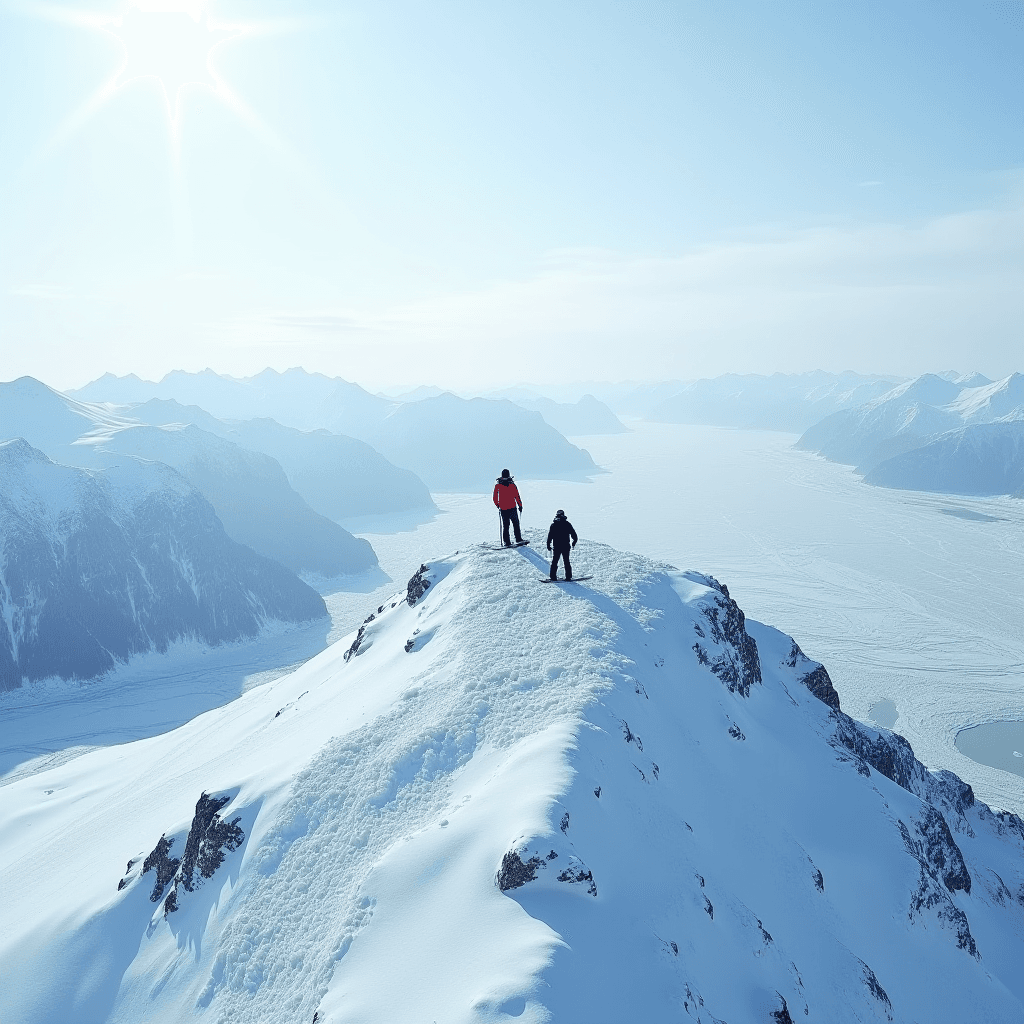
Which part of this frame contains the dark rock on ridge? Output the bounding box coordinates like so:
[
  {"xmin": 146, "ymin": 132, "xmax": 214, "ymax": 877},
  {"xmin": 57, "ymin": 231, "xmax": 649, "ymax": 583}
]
[
  {"xmin": 833, "ymin": 712, "xmax": 976, "ymax": 824},
  {"xmin": 406, "ymin": 565, "xmax": 431, "ymax": 606},
  {"xmin": 497, "ymin": 849, "xmax": 544, "ymax": 891},
  {"xmin": 898, "ymin": 816, "xmax": 978, "ymax": 958},
  {"xmin": 784, "ymin": 640, "xmax": 841, "ymax": 712},
  {"xmin": 142, "ymin": 836, "xmax": 181, "ymax": 903},
  {"xmin": 688, "ymin": 574, "xmax": 762, "ymax": 697}
]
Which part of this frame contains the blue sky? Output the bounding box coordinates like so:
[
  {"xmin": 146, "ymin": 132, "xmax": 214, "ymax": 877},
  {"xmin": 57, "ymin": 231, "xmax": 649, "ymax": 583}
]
[{"xmin": 0, "ymin": 0, "xmax": 1021, "ymax": 389}]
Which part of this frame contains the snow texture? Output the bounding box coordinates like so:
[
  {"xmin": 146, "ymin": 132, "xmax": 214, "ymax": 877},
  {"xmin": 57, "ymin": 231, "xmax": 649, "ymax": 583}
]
[{"xmin": 2, "ymin": 539, "xmax": 1024, "ymax": 1023}]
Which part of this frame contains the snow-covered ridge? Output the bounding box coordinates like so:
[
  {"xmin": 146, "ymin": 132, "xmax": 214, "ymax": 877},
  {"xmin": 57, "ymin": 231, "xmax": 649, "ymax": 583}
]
[{"xmin": 2, "ymin": 540, "xmax": 1022, "ymax": 1022}]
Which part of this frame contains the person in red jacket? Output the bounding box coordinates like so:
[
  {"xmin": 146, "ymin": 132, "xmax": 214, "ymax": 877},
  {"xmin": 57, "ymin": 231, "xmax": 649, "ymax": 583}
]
[{"xmin": 492, "ymin": 468, "xmax": 524, "ymax": 547}]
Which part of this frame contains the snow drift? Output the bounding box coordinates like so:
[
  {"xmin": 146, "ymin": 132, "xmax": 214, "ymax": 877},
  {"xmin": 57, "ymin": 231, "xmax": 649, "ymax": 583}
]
[{"xmin": 2, "ymin": 540, "xmax": 1023, "ymax": 1022}]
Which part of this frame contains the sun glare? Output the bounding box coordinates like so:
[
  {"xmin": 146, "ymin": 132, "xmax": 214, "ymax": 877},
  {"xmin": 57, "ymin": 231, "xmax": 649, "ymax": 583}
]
[{"xmin": 110, "ymin": 1, "xmax": 233, "ymax": 123}]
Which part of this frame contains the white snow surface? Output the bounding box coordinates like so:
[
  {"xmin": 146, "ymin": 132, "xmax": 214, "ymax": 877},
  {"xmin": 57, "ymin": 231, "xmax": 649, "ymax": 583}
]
[{"xmin": 3, "ymin": 540, "xmax": 1024, "ymax": 1023}]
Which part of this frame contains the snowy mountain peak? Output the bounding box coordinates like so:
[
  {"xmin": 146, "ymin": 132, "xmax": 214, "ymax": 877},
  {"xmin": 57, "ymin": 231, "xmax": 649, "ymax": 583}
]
[{"xmin": 2, "ymin": 541, "xmax": 1023, "ymax": 1022}]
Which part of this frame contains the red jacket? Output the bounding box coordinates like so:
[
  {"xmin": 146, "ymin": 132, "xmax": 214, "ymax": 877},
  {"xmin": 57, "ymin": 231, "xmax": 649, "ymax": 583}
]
[{"xmin": 493, "ymin": 479, "xmax": 522, "ymax": 511}]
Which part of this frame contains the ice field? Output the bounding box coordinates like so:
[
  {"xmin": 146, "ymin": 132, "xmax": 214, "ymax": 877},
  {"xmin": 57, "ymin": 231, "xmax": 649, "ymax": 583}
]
[{"xmin": 3, "ymin": 422, "xmax": 1022, "ymax": 817}]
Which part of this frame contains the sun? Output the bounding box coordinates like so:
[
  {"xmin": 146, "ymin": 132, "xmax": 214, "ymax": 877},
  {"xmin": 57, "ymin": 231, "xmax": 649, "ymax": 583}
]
[{"xmin": 110, "ymin": 1, "xmax": 234, "ymax": 124}]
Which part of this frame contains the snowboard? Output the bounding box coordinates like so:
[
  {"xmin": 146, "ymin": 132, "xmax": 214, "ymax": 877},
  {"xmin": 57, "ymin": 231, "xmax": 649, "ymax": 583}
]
[{"xmin": 539, "ymin": 575, "xmax": 593, "ymax": 583}]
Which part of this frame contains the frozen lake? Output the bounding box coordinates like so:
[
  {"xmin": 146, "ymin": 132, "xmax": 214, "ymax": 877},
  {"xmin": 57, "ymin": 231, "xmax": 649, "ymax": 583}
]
[{"xmin": 4, "ymin": 422, "xmax": 1023, "ymax": 816}]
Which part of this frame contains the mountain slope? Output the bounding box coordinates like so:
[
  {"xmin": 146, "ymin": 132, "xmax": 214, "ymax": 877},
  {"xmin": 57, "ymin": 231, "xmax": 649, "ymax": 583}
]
[
  {"xmin": 96, "ymin": 424, "xmax": 378, "ymax": 576},
  {"xmin": 0, "ymin": 439, "xmax": 326, "ymax": 690},
  {"xmin": 2, "ymin": 541, "xmax": 1022, "ymax": 1022},
  {"xmin": 796, "ymin": 374, "xmax": 966, "ymax": 472},
  {"xmin": 512, "ymin": 394, "xmax": 629, "ymax": 435},
  {"xmin": 128, "ymin": 401, "xmax": 436, "ymax": 523},
  {"xmin": 797, "ymin": 372, "xmax": 1024, "ymax": 489},
  {"xmin": 0, "ymin": 379, "xmax": 377, "ymax": 577},
  {"xmin": 366, "ymin": 393, "xmax": 601, "ymax": 490},
  {"xmin": 865, "ymin": 421, "xmax": 1024, "ymax": 495}
]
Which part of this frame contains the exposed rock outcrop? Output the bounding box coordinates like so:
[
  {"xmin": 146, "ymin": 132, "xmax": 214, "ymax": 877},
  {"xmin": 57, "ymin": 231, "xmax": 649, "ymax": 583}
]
[
  {"xmin": 142, "ymin": 792, "xmax": 245, "ymax": 915},
  {"xmin": 689, "ymin": 574, "xmax": 762, "ymax": 697},
  {"xmin": 783, "ymin": 640, "xmax": 841, "ymax": 712},
  {"xmin": 406, "ymin": 564, "xmax": 431, "ymax": 606}
]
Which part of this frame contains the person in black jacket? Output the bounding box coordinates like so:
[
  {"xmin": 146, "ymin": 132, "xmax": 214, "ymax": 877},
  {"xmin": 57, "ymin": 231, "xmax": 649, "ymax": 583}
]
[{"xmin": 546, "ymin": 509, "xmax": 578, "ymax": 580}]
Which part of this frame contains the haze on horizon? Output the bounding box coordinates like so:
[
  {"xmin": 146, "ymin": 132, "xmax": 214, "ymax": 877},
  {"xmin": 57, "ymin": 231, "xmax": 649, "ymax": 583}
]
[{"xmin": 1, "ymin": 0, "xmax": 1021, "ymax": 392}]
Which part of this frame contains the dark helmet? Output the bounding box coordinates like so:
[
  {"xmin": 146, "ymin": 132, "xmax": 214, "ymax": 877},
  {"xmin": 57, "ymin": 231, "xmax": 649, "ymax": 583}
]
[
  {"xmin": 555, "ymin": 509, "xmax": 566, "ymax": 519},
  {"xmin": 501, "ymin": 468, "xmax": 510, "ymax": 477}
]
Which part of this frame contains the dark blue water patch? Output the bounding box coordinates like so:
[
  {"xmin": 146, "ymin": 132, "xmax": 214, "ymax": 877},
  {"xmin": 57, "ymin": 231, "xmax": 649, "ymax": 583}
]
[
  {"xmin": 868, "ymin": 699, "xmax": 898, "ymax": 729},
  {"xmin": 955, "ymin": 721, "xmax": 1024, "ymax": 780},
  {"xmin": 939, "ymin": 507, "xmax": 1003, "ymax": 523}
]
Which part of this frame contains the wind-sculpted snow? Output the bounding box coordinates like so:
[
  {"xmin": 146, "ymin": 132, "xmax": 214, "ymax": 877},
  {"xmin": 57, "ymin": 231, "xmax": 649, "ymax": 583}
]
[
  {"xmin": 0, "ymin": 439, "xmax": 326, "ymax": 689},
  {"xmin": 2, "ymin": 540, "xmax": 1024, "ymax": 1023}
]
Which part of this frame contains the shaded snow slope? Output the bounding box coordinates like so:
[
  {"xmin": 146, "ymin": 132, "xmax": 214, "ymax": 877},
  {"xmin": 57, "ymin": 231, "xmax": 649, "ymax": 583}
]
[
  {"xmin": 0, "ymin": 439, "xmax": 326, "ymax": 690},
  {"xmin": 798, "ymin": 372, "xmax": 1024, "ymax": 488},
  {"xmin": 865, "ymin": 420, "xmax": 1024, "ymax": 496},
  {"xmin": 89, "ymin": 424, "xmax": 377, "ymax": 576},
  {"xmin": 2, "ymin": 541, "xmax": 1023, "ymax": 1023}
]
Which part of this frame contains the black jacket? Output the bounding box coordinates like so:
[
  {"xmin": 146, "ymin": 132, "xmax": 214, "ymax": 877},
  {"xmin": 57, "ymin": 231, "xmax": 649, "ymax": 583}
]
[{"xmin": 546, "ymin": 518, "xmax": 577, "ymax": 550}]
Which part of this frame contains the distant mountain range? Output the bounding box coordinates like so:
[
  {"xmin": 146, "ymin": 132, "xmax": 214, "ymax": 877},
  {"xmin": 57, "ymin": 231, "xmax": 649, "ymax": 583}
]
[
  {"xmin": 128, "ymin": 400, "xmax": 435, "ymax": 524},
  {"xmin": 73, "ymin": 370, "xmax": 602, "ymax": 491},
  {"xmin": 0, "ymin": 438, "xmax": 326, "ymax": 690},
  {"xmin": 0, "ymin": 378, "xmax": 377, "ymax": 578},
  {"xmin": 646, "ymin": 371, "xmax": 901, "ymax": 433},
  {"xmin": 798, "ymin": 372, "xmax": 1024, "ymax": 496},
  {"xmin": 484, "ymin": 390, "xmax": 628, "ymax": 435}
]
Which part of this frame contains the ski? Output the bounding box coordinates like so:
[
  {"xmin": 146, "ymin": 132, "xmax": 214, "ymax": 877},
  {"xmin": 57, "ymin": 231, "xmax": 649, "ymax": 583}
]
[
  {"xmin": 539, "ymin": 575, "xmax": 593, "ymax": 583},
  {"xmin": 484, "ymin": 540, "xmax": 531, "ymax": 550}
]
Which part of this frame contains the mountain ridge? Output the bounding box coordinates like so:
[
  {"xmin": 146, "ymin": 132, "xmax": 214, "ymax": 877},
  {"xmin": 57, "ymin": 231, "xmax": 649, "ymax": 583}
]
[{"xmin": 2, "ymin": 540, "xmax": 1022, "ymax": 1022}]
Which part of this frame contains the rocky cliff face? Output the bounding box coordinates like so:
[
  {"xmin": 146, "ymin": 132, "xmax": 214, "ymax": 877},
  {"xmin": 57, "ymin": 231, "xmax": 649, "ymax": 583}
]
[{"xmin": 0, "ymin": 439, "xmax": 326, "ymax": 689}]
